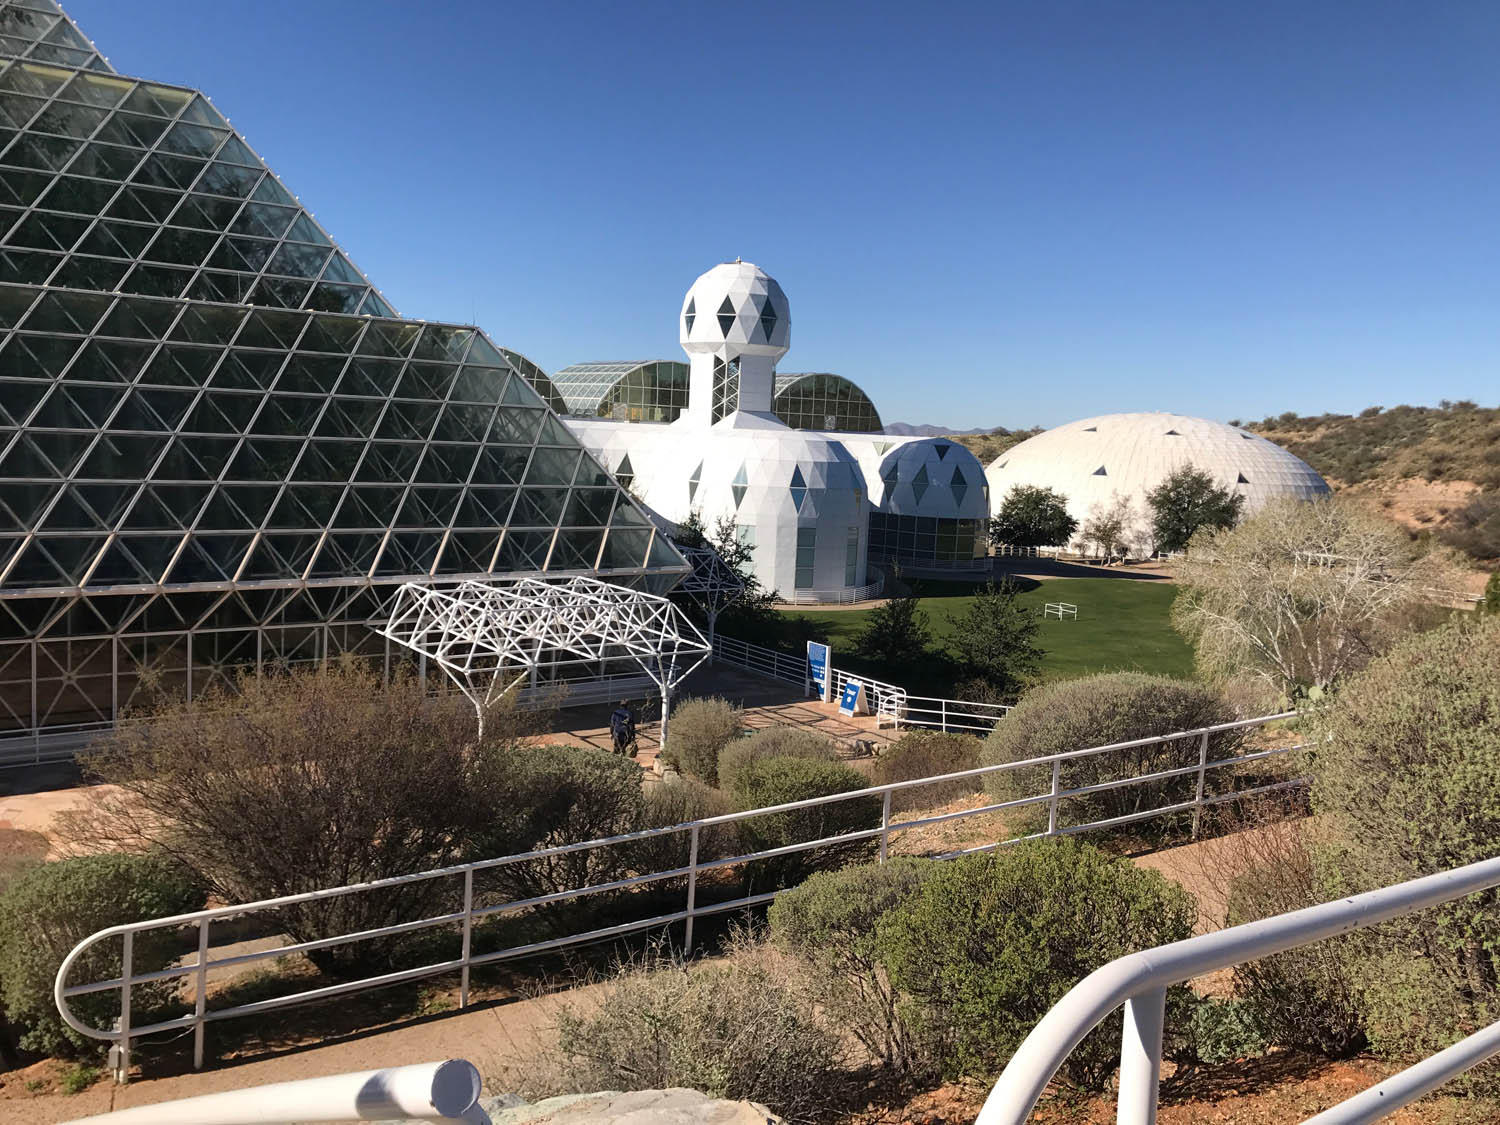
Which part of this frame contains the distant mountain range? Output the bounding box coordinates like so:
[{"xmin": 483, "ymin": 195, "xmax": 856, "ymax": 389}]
[{"xmin": 883, "ymin": 422, "xmax": 993, "ymax": 436}]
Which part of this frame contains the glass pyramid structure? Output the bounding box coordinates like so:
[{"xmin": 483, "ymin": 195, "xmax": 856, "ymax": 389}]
[{"xmin": 0, "ymin": 0, "xmax": 685, "ymax": 743}]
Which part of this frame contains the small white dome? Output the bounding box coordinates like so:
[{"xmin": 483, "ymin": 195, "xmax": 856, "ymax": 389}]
[
  {"xmin": 680, "ymin": 260, "xmax": 790, "ymax": 359},
  {"xmin": 985, "ymin": 412, "xmax": 1330, "ymax": 550}
]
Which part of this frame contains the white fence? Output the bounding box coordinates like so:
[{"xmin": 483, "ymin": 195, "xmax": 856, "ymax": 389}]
[
  {"xmin": 895, "ymin": 695, "xmax": 1010, "ymax": 734},
  {"xmin": 55, "ymin": 713, "xmax": 1303, "ymax": 1078},
  {"xmin": 779, "ymin": 577, "xmax": 884, "ymax": 605},
  {"xmin": 711, "ymin": 633, "xmax": 809, "ymax": 687},
  {"xmin": 978, "ymin": 854, "xmax": 1500, "ymax": 1125},
  {"xmin": 59, "ymin": 1060, "xmax": 489, "ymax": 1125},
  {"xmin": 1043, "ymin": 602, "xmax": 1077, "ymax": 620}
]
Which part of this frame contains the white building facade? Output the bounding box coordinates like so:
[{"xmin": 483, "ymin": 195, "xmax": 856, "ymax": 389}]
[{"xmin": 561, "ymin": 262, "xmax": 990, "ymax": 600}]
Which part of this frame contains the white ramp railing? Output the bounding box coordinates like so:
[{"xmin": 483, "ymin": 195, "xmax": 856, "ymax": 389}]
[
  {"xmin": 59, "ymin": 1059, "xmax": 490, "ymax": 1124},
  {"xmin": 56, "ymin": 713, "xmax": 1302, "ymax": 1079},
  {"xmin": 977, "ymin": 856, "xmax": 1500, "ymax": 1125}
]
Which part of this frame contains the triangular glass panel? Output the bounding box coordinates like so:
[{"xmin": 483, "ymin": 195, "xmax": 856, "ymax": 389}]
[
  {"xmin": 757, "ymin": 293, "xmax": 777, "ymax": 341},
  {"xmin": 717, "ymin": 296, "xmax": 735, "ymax": 335},
  {"xmin": 789, "ymin": 465, "xmax": 807, "ymax": 512},
  {"xmin": 687, "ymin": 460, "xmax": 703, "ymax": 502},
  {"xmin": 934, "ymin": 442, "xmax": 950, "ymax": 460},
  {"xmin": 911, "ymin": 465, "xmax": 931, "ymax": 504},
  {"xmin": 683, "ymin": 297, "xmax": 695, "ymax": 335},
  {"xmin": 1237, "ymin": 472, "xmax": 1249, "ymax": 484},
  {"xmin": 731, "ymin": 463, "xmax": 748, "ymax": 509},
  {"xmin": 1093, "ymin": 466, "xmax": 1107, "ymax": 476},
  {"xmin": 1083, "ymin": 426, "xmax": 1097, "ymax": 432}
]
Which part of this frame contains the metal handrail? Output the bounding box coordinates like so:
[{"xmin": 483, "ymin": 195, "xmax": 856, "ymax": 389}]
[
  {"xmin": 977, "ymin": 855, "xmax": 1500, "ymax": 1125},
  {"xmin": 55, "ymin": 711, "xmax": 1300, "ymax": 1079},
  {"xmin": 59, "ymin": 1059, "xmax": 491, "ymax": 1124}
]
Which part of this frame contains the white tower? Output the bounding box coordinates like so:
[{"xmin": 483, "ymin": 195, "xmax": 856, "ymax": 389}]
[{"xmin": 678, "ymin": 260, "xmax": 790, "ymax": 426}]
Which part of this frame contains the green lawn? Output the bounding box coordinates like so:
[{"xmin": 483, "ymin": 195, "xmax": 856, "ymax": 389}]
[{"xmin": 778, "ymin": 577, "xmax": 1194, "ymax": 693}]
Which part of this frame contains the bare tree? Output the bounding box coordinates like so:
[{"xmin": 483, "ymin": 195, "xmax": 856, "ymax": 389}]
[
  {"xmin": 1082, "ymin": 493, "xmax": 1138, "ymax": 561},
  {"xmin": 1172, "ymin": 497, "xmax": 1462, "ymax": 697}
]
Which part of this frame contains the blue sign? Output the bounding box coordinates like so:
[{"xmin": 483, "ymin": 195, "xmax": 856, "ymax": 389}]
[
  {"xmin": 806, "ymin": 641, "xmax": 830, "ymax": 701},
  {"xmin": 839, "ymin": 679, "xmax": 862, "ymax": 716}
]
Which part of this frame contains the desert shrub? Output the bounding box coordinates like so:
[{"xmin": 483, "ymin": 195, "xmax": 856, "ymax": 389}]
[
  {"xmin": 730, "ymin": 757, "xmax": 880, "ymax": 888},
  {"xmin": 1308, "ymin": 614, "xmax": 1500, "ymax": 1080},
  {"xmin": 876, "ymin": 838, "xmax": 1196, "ymax": 1089},
  {"xmin": 77, "ymin": 661, "xmax": 510, "ymax": 975},
  {"xmin": 629, "ymin": 776, "xmax": 738, "ymax": 876},
  {"xmin": 0, "ymin": 853, "xmax": 205, "ymax": 1056},
  {"xmin": 872, "ymin": 731, "xmax": 983, "ymax": 813},
  {"xmin": 659, "ymin": 697, "xmax": 742, "ymax": 785},
  {"xmin": 1481, "ymin": 569, "xmax": 1500, "ymax": 614},
  {"xmin": 1223, "ymin": 829, "xmax": 1366, "ymax": 1057},
  {"xmin": 0, "ymin": 827, "xmax": 48, "ymax": 893},
  {"xmin": 981, "ymin": 673, "xmax": 1237, "ymax": 837},
  {"xmin": 552, "ymin": 947, "xmax": 848, "ymax": 1123},
  {"xmin": 769, "ymin": 858, "xmax": 938, "ymax": 1078},
  {"xmin": 1183, "ymin": 997, "xmax": 1269, "ymax": 1065},
  {"xmin": 473, "ymin": 744, "xmax": 646, "ymax": 908},
  {"xmin": 1439, "ymin": 493, "xmax": 1500, "ymax": 560},
  {"xmin": 718, "ymin": 726, "xmax": 838, "ymax": 793}
]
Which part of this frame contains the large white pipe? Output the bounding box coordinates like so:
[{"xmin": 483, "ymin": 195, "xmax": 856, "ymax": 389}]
[{"xmin": 59, "ymin": 1059, "xmax": 490, "ymax": 1125}]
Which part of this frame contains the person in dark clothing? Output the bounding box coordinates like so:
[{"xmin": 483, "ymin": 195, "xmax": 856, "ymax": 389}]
[{"xmin": 609, "ymin": 702, "xmax": 637, "ymax": 755}]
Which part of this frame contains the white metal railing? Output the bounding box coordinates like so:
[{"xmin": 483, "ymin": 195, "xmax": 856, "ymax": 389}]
[
  {"xmin": 992, "ymin": 545, "xmax": 1041, "ymax": 558},
  {"xmin": 978, "ymin": 855, "xmax": 1500, "ymax": 1125},
  {"xmin": 55, "ymin": 713, "xmax": 1301, "ymax": 1079},
  {"xmin": 893, "ymin": 695, "xmax": 1011, "ymax": 734},
  {"xmin": 59, "ymin": 1059, "xmax": 490, "ymax": 1124},
  {"xmin": 1044, "ymin": 602, "xmax": 1078, "ymax": 620},
  {"xmin": 711, "ymin": 633, "xmax": 809, "ymax": 687},
  {"xmin": 780, "ymin": 577, "xmax": 884, "ymax": 605}
]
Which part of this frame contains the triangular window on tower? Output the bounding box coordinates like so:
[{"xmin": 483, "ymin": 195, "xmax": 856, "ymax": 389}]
[
  {"xmin": 757, "ymin": 293, "xmax": 777, "ymax": 341},
  {"xmin": 934, "ymin": 442, "xmax": 950, "ymax": 460},
  {"xmin": 615, "ymin": 453, "xmax": 634, "ymax": 490},
  {"xmin": 912, "ymin": 464, "xmax": 930, "ymax": 503},
  {"xmin": 1165, "ymin": 429, "xmax": 1181, "ymax": 436},
  {"xmin": 881, "ymin": 460, "xmax": 899, "ymax": 486},
  {"xmin": 789, "ymin": 465, "xmax": 807, "ymax": 512},
  {"xmin": 683, "ymin": 298, "xmax": 695, "ymax": 335},
  {"xmin": 1237, "ymin": 472, "xmax": 1250, "ymax": 484},
  {"xmin": 951, "ymin": 465, "xmax": 968, "ymax": 506},
  {"xmin": 1083, "ymin": 426, "xmax": 1098, "ymax": 432},
  {"xmin": 688, "ymin": 460, "xmax": 703, "ymax": 501},
  {"xmin": 731, "ymin": 463, "xmax": 749, "ymax": 509},
  {"xmin": 717, "ymin": 296, "xmax": 736, "ymax": 336},
  {"xmin": 1093, "ymin": 465, "xmax": 1107, "ymax": 476}
]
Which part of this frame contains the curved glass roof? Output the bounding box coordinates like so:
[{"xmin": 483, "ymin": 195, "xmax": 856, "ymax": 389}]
[
  {"xmin": 553, "ymin": 360, "xmax": 689, "ymax": 423},
  {"xmin": 772, "ymin": 372, "xmax": 882, "ymax": 433},
  {"xmin": 497, "ymin": 347, "xmax": 567, "ymax": 415}
]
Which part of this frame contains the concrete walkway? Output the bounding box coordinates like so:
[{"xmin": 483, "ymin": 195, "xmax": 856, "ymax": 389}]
[{"xmin": 2, "ymin": 986, "xmax": 591, "ymax": 1125}]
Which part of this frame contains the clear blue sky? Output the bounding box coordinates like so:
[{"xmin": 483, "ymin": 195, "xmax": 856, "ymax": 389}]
[{"xmin": 68, "ymin": 1, "xmax": 1500, "ymax": 429}]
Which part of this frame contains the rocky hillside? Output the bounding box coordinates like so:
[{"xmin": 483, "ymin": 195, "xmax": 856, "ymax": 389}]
[
  {"xmin": 944, "ymin": 426, "xmax": 1043, "ymax": 464},
  {"xmin": 1241, "ymin": 403, "xmax": 1500, "ymax": 489}
]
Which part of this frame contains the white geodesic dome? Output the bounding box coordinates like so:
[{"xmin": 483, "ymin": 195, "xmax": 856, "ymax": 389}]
[
  {"xmin": 984, "ymin": 412, "xmax": 1330, "ymax": 553},
  {"xmin": 679, "ymin": 260, "xmax": 790, "ymax": 359}
]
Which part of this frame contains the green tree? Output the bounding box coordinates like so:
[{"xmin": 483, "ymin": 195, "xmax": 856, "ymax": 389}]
[
  {"xmin": 1081, "ymin": 494, "xmax": 1137, "ymax": 560},
  {"xmin": 952, "ymin": 580, "xmax": 1042, "ymax": 698},
  {"xmin": 989, "ymin": 485, "xmax": 1078, "ymax": 548},
  {"xmin": 1146, "ymin": 465, "xmax": 1245, "ymax": 553},
  {"xmin": 675, "ymin": 510, "xmax": 782, "ymax": 641},
  {"xmin": 855, "ymin": 592, "xmax": 932, "ymax": 668}
]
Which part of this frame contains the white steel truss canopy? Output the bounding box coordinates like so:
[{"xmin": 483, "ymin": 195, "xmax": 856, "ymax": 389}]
[
  {"xmin": 671, "ymin": 544, "xmax": 745, "ymax": 608},
  {"xmin": 378, "ymin": 576, "xmax": 711, "ymax": 735}
]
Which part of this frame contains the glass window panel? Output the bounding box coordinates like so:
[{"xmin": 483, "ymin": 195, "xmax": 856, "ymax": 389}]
[
  {"xmin": 120, "ymin": 262, "xmax": 192, "ymax": 298},
  {"xmin": 249, "ymin": 174, "xmax": 294, "ymax": 206},
  {"xmin": 194, "ymin": 159, "xmax": 260, "ymax": 199},
  {"xmin": 131, "ymin": 150, "xmax": 204, "ymax": 191},
  {"xmin": 1, "ymin": 130, "xmax": 81, "ymax": 170},
  {"xmin": 141, "ymin": 223, "xmax": 219, "ymax": 266},
  {"xmin": 122, "ymin": 83, "xmax": 193, "ymax": 120},
  {"xmin": 0, "ymin": 245, "xmax": 58, "ymax": 283},
  {"xmin": 265, "ymin": 239, "xmax": 329, "ymax": 279},
  {"xmin": 228, "ymin": 201, "xmax": 295, "ymax": 239},
  {"xmin": 106, "ymin": 184, "xmax": 178, "ymax": 223},
  {"xmin": 158, "ymin": 121, "xmax": 227, "ymax": 160},
  {"xmin": 97, "ymin": 294, "xmax": 178, "ymax": 339},
  {"xmin": 213, "ymin": 135, "xmax": 259, "ymax": 167},
  {"xmin": 0, "ymin": 61, "xmax": 69, "ymax": 98},
  {"xmin": 36, "ymin": 173, "xmax": 117, "ymax": 215},
  {"xmin": 0, "ymin": 92, "xmax": 47, "ymax": 129},
  {"xmin": 30, "ymin": 100, "xmax": 106, "ymax": 139},
  {"xmin": 304, "ymin": 281, "xmax": 363, "ymax": 313},
  {"xmin": 59, "ymin": 71, "xmax": 133, "ymax": 109},
  {"xmin": 0, "ymin": 166, "xmax": 53, "ymax": 205}
]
